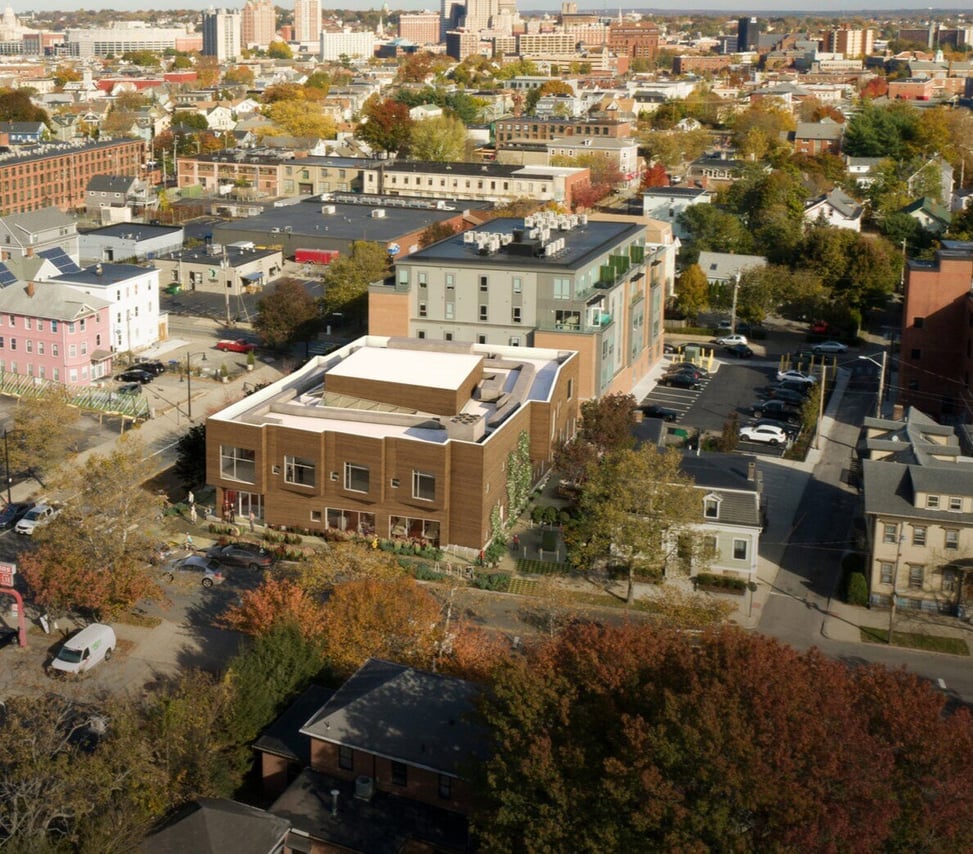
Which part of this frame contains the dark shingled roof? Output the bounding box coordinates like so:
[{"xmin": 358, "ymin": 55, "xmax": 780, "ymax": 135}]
[{"xmin": 141, "ymin": 798, "xmax": 289, "ymax": 854}]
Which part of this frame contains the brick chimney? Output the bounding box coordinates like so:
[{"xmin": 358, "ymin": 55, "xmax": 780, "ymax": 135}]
[{"xmin": 25, "ymin": 280, "xmax": 34, "ymax": 297}]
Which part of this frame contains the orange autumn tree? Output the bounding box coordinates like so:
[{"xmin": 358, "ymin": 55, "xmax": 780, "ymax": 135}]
[
  {"xmin": 219, "ymin": 578, "xmax": 327, "ymax": 642},
  {"xmin": 320, "ymin": 577, "xmax": 443, "ymax": 677}
]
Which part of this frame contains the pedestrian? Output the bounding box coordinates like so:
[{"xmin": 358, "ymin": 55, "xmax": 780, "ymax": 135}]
[
  {"xmin": 187, "ymin": 490, "xmax": 194, "ymax": 506},
  {"xmin": 189, "ymin": 504, "xmax": 198, "ymax": 525},
  {"xmin": 249, "ymin": 511, "xmax": 255, "ymax": 533},
  {"xmin": 512, "ymin": 534, "xmax": 520, "ymax": 551},
  {"xmin": 185, "ymin": 533, "xmax": 194, "ymax": 551},
  {"xmin": 478, "ymin": 549, "xmax": 485, "ymax": 566}
]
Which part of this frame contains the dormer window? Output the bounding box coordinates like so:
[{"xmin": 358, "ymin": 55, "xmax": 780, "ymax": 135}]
[
  {"xmin": 703, "ymin": 494, "xmax": 721, "ymax": 519},
  {"xmin": 926, "ymin": 495, "xmax": 940, "ymax": 509}
]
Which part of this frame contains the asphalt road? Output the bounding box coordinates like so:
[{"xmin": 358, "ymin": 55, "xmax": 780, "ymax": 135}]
[{"xmin": 758, "ymin": 374, "xmax": 973, "ymax": 707}]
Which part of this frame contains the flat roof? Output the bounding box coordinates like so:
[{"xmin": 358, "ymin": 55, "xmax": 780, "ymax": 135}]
[
  {"xmin": 82, "ymin": 223, "xmax": 182, "ymax": 239},
  {"xmin": 209, "ymin": 336, "xmax": 572, "ymax": 445},
  {"xmin": 329, "ymin": 347, "xmax": 481, "ymax": 391},
  {"xmin": 212, "ymin": 197, "xmax": 488, "ymax": 244},
  {"xmin": 405, "ymin": 216, "xmax": 642, "ymax": 271}
]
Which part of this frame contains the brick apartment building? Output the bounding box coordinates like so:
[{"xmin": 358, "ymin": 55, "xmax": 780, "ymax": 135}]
[
  {"xmin": 204, "ymin": 336, "xmax": 579, "ymax": 548},
  {"xmin": 494, "ymin": 116, "xmax": 633, "ymax": 147},
  {"xmin": 899, "ymin": 241, "xmax": 973, "ymax": 419},
  {"xmin": 0, "ymin": 139, "xmax": 144, "ymax": 215},
  {"xmin": 369, "ymin": 211, "xmax": 669, "ymax": 401},
  {"xmin": 608, "ymin": 20, "xmax": 659, "ymax": 59}
]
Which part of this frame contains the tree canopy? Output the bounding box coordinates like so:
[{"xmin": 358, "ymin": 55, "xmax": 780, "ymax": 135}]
[
  {"xmin": 409, "ymin": 114, "xmax": 469, "ymax": 162},
  {"xmin": 254, "ymin": 277, "xmax": 321, "ymax": 349},
  {"xmin": 473, "ymin": 623, "xmax": 973, "ymax": 853},
  {"xmin": 355, "ymin": 96, "xmax": 413, "ymax": 156},
  {"xmin": 322, "ymin": 240, "xmax": 390, "ymax": 328}
]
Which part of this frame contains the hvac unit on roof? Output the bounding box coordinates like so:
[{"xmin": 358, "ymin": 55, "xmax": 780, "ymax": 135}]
[
  {"xmin": 321, "ymin": 204, "xmax": 336, "ymax": 214},
  {"xmin": 463, "ymin": 230, "xmax": 476, "ymax": 244},
  {"xmin": 579, "ymin": 213, "xmax": 588, "ymax": 226},
  {"xmin": 370, "ymin": 209, "xmax": 386, "ymax": 218}
]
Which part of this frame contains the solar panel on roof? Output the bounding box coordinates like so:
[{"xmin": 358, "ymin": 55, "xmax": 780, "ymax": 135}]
[
  {"xmin": 38, "ymin": 248, "xmax": 82, "ymax": 274},
  {"xmin": 0, "ymin": 264, "xmax": 16, "ymax": 286}
]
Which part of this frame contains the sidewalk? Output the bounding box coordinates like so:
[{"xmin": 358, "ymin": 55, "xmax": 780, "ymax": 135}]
[{"xmin": 823, "ymin": 599, "xmax": 973, "ymax": 651}]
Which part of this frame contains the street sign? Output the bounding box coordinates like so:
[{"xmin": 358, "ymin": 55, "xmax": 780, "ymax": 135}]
[{"xmin": 0, "ymin": 561, "xmax": 15, "ymax": 587}]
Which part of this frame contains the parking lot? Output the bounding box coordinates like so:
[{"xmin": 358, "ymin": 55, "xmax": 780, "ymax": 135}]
[{"xmin": 641, "ymin": 353, "xmax": 815, "ymax": 458}]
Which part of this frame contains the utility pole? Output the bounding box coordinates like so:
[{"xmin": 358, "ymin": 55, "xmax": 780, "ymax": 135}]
[{"xmin": 730, "ymin": 271, "xmax": 741, "ymax": 335}]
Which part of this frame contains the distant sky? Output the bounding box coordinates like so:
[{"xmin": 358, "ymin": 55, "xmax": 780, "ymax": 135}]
[{"xmin": 14, "ymin": 2, "xmax": 968, "ymax": 14}]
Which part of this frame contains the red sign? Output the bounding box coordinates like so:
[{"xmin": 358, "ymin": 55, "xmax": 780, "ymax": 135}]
[{"xmin": 0, "ymin": 562, "xmax": 15, "ymax": 587}]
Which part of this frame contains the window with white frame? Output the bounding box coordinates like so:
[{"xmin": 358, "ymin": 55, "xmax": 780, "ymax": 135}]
[
  {"xmin": 479, "ymin": 305, "xmax": 488, "ymax": 321},
  {"xmin": 344, "ymin": 462, "xmax": 369, "ymax": 493},
  {"xmin": 512, "ymin": 307, "xmax": 522, "ymax": 323},
  {"xmin": 553, "ymin": 277, "xmax": 571, "ymax": 299},
  {"xmin": 732, "ymin": 539, "xmax": 748, "ymax": 560},
  {"xmin": 882, "ymin": 523, "xmax": 897, "ymax": 544},
  {"xmin": 703, "ymin": 496, "xmax": 720, "ymax": 519},
  {"xmin": 949, "ymin": 496, "xmax": 962, "ymax": 511},
  {"xmin": 880, "ymin": 561, "xmax": 894, "ymax": 584},
  {"xmin": 945, "ymin": 529, "xmax": 959, "ymax": 550},
  {"xmin": 908, "ymin": 564, "xmax": 924, "ymax": 589},
  {"xmin": 284, "ymin": 455, "xmax": 316, "ymax": 487},
  {"xmin": 512, "ymin": 276, "xmax": 522, "ymax": 294},
  {"xmin": 412, "ymin": 470, "xmax": 435, "ymax": 501},
  {"xmin": 926, "ymin": 494, "xmax": 940, "ymax": 509},
  {"xmin": 912, "ymin": 525, "xmax": 927, "ymax": 546}
]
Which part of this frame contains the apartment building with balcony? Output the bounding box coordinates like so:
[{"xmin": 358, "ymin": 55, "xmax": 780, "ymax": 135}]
[
  {"xmin": 204, "ymin": 336, "xmax": 579, "ymax": 549},
  {"xmin": 369, "ymin": 211, "xmax": 668, "ymax": 400}
]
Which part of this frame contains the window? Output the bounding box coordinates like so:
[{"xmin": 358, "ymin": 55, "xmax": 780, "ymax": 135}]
[
  {"xmin": 284, "ymin": 455, "xmax": 316, "ymax": 487},
  {"xmin": 912, "ymin": 525, "xmax": 927, "ymax": 546},
  {"xmin": 412, "ymin": 471, "xmax": 435, "ymax": 501},
  {"xmin": 398, "ymin": 269, "xmax": 409, "ymax": 285},
  {"xmin": 479, "ymin": 275, "xmax": 488, "ymax": 292},
  {"xmin": 945, "ymin": 529, "xmax": 959, "ymax": 550},
  {"xmin": 513, "ymin": 276, "xmax": 522, "ymax": 294},
  {"xmin": 732, "ymin": 539, "xmax": 748, "ymax": 561},
  {"xmin": 908, "ymin": 564, "xmax": 924, "ymax": 589},
  {"xmin": 926, "ymin": 495, "xmax": 940, "ymax": 508},
  {"xmin": 567, "ymin": 378, "xmax": 573, "ymax": 399},
  {"xmin": 943, "ymin": 567, "xmax": 958, "ymax": 593},
  {"xmin": 24, "ymin": 318, "xmax": 30, "ymax": 330},
  {"xmin": 553, "ymin": 277, "xmax": 571, "ymax": 299},
  {"xmin": 509, "ymin": 336, "xmax": 520, "ymax": 346},
  {"xmin": 344, "ymin": 463, "xmax": 369, "ymax": 493},
  {"xmin": 479, "ymin": 305, "xmax": 488, "ymax": 321},
  {"xmin": 882, "ymin": 523, "xmax": 897, "ymax": 544},
  {"xmin": 880, "ymin": 562, "xmax": 894, "ymax": 584},
  {"xmin": 444, "ymin": 332, "xmax": 452, "ymax": 341},
  {"xmin": 418, "ymin": 272, "xmax": 427, "ymax": 286},
  {"xmin": 704, "ymin": 496, "xmax": 720, "ymax": 518},
  {"xmin": 391, "ymin": 761, "xmax": 408, "ymax": 786},
  {"xmin": 417, "ymin": 331, "xmax": 425, "ymax": 339},
  {"xmin": 949, "ymin": 497, "xmax": 962, "ymax": 511},
  {"xmin": 438, "ymin": 775, "xmax": 452, "ymax": 799},
  {"xmin": 445, "ymin": 301, "xmax": 454, "ymax": 319},
  {"xmin": 37, "ymin": 342, "xmax": 43, "ymax": 355},
  {"xmin": 338, "ymin": 745, "xmax": 354, "ymax": 771},
  {"xmin": 512, "ymin": 307, "xmax": 522, "ymax": 323},
  {"xmin": 52, "ymin": 344, "xmax": 58, "ymax": 357},
  {"xmin": 445, "ymin": 273, "xmax": 454, "ymax": 289},
  {"xmin": 220, "ymin": 446, "xmax": 256, "ymax": 483},
  {"xmin": 50, "ymin": 320, "xmax": 57, "ymax": 332},
  {"xmin": 418, "ymin": 302, "xmax": 427, "ymax": 317},
  {"xmin": 477, "ymin": 334, "xmax": 486, "ymax": 344}
]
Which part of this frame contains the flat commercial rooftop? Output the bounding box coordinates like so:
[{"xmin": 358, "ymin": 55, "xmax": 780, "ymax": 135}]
[{"xmin": 329, "ymin": 346, "xmax": 482, "ymax": 391}]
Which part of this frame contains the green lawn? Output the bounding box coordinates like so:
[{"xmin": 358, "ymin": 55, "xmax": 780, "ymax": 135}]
[{"xmin": 860, "ymin": 626, "xmax": 969, "ymax": 656}]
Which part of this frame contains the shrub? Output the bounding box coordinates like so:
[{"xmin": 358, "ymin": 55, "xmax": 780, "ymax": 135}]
[
  {"xmin": 473, "ymin": 572, "xmax": 510, "ymax": 592},
  {"xmin": 695, "ymin": 572, "xmax": 747, "ymax": 592},
  {"xmin": 846, "ymin": 572, "xmax": 869, "ymax": 607},
  {"xmin": 413, "ymin": 563, "xmax": 446, "ymax": 582}
]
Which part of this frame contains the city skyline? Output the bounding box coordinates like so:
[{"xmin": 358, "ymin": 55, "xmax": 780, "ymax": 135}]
[{"xmin": 10, "ymin": 2, "xmax": 970, "ymax": 15}]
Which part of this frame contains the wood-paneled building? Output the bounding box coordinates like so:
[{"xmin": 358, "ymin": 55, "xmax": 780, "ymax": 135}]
[{"xmin": 205, "ymin": 335, "xmax": 579, "ymax": 549}]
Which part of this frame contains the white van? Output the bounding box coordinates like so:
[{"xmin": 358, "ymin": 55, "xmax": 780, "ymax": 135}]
[{"xmin": 50, "ymin": 624, "xmax": 116, "ymax": 675}]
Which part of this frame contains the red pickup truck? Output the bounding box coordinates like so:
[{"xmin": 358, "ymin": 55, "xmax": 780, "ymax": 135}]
[{"xmin": 216, "ymin": 339, "xmax": 256, "ymax": 353}]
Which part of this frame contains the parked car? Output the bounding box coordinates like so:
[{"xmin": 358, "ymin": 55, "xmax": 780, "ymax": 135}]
[
  {"xmin": 767, "ymin": 387, "xmax": 807, "ymax": 405},
  {"xmin": 640, "ymin": 404, "xmax": 679, "ymax": 422},
  {"xmin": 665, "ymin": 364, "xmax": 709, "ymax": 379},
  {"xmin": 162, "ymin": 556, "xmax": 225, "ymax": 587},
  {"xmin": 15, "ymin": 503, "xmax": 60, "ymax": 535},
  {"xmin": 811, "ymin": 320, "xmax": 829, "ymax": 335},
  {"xmin": 812, "ymin": 340, "xmax": 848, "ymax": 354},
  {"xmin": 115, "ymin": 368, "xmax": 154, "ymax": 384},
  {"xmin": 724, "ymin": 343, "xmax": 754, "ymax": 358},
  {"xmin": 0, "ymin": 500, "xmax": 35, "ymax": 530},
  {"xmin": 773, "ymin": 380, "xmax": 814, "ymax": 397},
  {"xmin": 739, "ymin": 423, "xmax": 789, "ymax": 446},
  {"xmin": 663, "ymin": 343, "xmax": 678, "ymax": 355},
  {"xmin": 49, "ymin": 623, "xmax": 116, "ymax": 675},
  {"xmin": 752, "ymin": 400, "xmax": 801, "ymax": 422},
  {"xmin": 752, "ymin": 418, "xmax": 801, "ymax": 439},
  {"xmin": 715, "ymin": 333, "xmax": 748, "ymax": 346},
  {"xmin": 216, "ymin": 339, "xmax": 256, "ymax": 353},
  {"xmin": 205, "ymin": 542, "xmax": 274, "ymax": 570},
  {"xmin": 133, "ymin": 360, "xmax": 166, "ymax": 376},
  {"xmin": 660, "ymin": 373, "xmax": 702, "ymax": 390},
  {"xmin": 776, "ymin": 369, "xmax": 817, "ymax": 384},
  {"xmin": 115, "ymin": 382, "xmax": 142, "ymax": 396}
]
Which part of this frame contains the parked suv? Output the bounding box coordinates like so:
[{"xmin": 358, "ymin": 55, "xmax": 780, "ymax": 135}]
[{"xmin": 15, "ymin": 503, "xmax": 60, "ymax": 535}]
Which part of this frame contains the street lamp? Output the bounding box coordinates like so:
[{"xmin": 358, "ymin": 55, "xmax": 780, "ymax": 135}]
[
  {"xmin": 730, "ymin": 271, "xmax": 741, "ymax": 335},
  {"xmin": 185, "ymin": 351, "xmax": 207, "ymax": 421},
  {"xmin": 3, "ymin": 429, "xmax": 12, "ymax": 505},
  {"xmin": 859, "ymin": 351, "xmax": 888, "ymax": 419}
]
